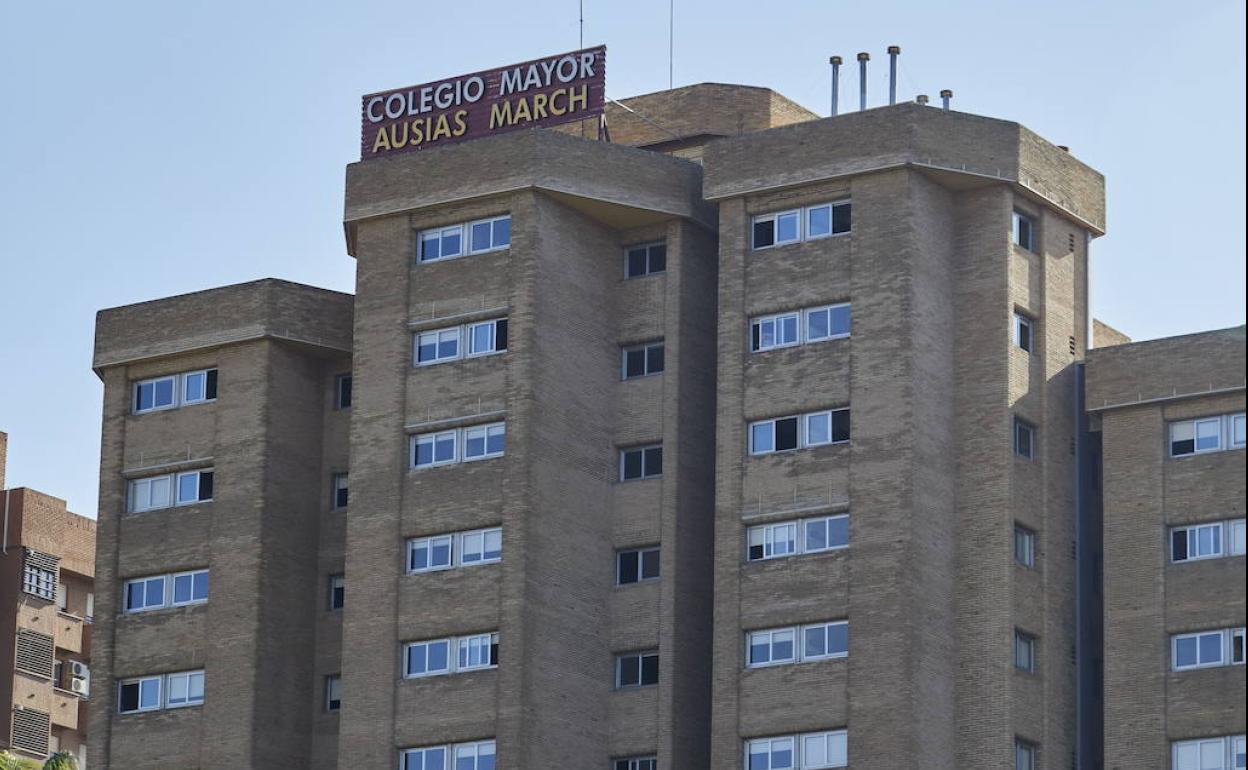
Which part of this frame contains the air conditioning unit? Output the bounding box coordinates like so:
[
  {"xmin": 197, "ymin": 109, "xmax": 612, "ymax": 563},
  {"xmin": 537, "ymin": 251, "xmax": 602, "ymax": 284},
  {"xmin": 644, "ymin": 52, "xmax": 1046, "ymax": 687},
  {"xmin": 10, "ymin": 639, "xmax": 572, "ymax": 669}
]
[
  {"xmin": 70, "ymin": 677, "xmax": 90, "ymax": 697},
  {"xmin": 70, "ymin": 661, "xmax": 90, "ymax": 679}
]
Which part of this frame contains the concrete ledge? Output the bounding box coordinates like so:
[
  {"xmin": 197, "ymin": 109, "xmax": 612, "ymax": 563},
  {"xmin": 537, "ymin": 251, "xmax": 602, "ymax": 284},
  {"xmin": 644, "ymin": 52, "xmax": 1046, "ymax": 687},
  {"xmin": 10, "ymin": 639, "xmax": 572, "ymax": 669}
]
[{"xmin": 1085, "ymin": 326, "xmax": 1246, "ymax": 410}]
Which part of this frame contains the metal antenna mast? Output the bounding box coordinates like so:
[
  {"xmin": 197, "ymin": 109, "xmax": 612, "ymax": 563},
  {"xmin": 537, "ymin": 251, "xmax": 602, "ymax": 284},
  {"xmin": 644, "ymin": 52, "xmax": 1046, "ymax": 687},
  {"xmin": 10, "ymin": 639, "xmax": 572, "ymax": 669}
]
[
  {"xmin": 668, "ymin": 0, "xmax": 674, "ymax": 89},
  {"xmin": 579, "ymin": 0, "xmax": 584, "ymax": 48}
]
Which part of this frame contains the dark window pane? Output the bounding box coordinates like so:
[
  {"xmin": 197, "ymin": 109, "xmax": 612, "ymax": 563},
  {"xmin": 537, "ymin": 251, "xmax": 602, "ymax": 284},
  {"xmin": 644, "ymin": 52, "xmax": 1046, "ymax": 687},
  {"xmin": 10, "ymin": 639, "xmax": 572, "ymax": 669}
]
[
  {"xmin": 775, "ymin": 418, "xmax": 799, "ymax": 451},
  {"xmin": 615, "ymin": 762, "xmax": 630, "ymax": 770},
  {"xmin": 623, "ymin": 451, "xmax": 643, "ymax": 480},
  {"xmin": 495, "ymin": 320, "xmax": 508, "ymax": 351},
  {"xmin": 198, "ymin": 472, "xmax": 214, "ymax": 501},
  {"xmin": 748, "ymin": 544, "xmax": 764, "ymax": 560},
  {"xmin": 626, "ymin": 249, "xmax": 648, "ymax": 277},
  {"xmin": 206, "ymin": 369, "xmax": 219, "ymax": 400},
  {"xmin": 829, "ymin": 517, "xmax": 849, "ymax": 546},
  {"xmin": 832, "ymin": 410, "xmax": 851, "ymax": 443},
  {"xmin": 493, "ymin": 217, "xmax": 510, "ymax": 247},
  {"xmin": 119, "ymin": 682, "xmax": 140, "ymax": 712},
  {"xmin": 753, "ymin": 220, "xmax": 774, "ymax": 248},
  {"xmin": 624, "ymin": 350, "xmax": 646, "ymax": 378},
  {"xmin": 135, "ymin": 384, "xmax": 146, "ymax": 412},
  {"xmin": 1172, "ymin": 530, "xmax": 1187, "ymax": 561},
  {"xmin": 619, "ymin": 656, "xmax": 640, "ymax": 686},
  {"xmin": 1171, "ymin": 439, "xmax": 1194, "ymax": 456},
  {"xmin": 617, "ymin": 551, "xmax": 639, "ymax": 584},
  {"xmin": 490, "ymin": 641, "xmax": 499, "ymax": 665},
  {"xmin": 751, "ymin": 323, "xmax": 761, "ymax": 352},
  {"xmin": 640, "ymin": 654, "xmax": 659, "ymax": 685},
  {"xmin": 641, "ymin": 549, "xmax": 660, "ymax": 580},
  {"xmin": 648, "ymin": 244, "xmax": 666, "ymax": 273},
  {"xmin": 335, "ymin": 484, "xmax": 349, "ymax": 509},
  {"xmin": 643, "ymin": 447, "xmax": 663, "ymax": 477},
  {"xmin": 832, "ymin": 203, "xmax": 852, "ymax": 234},
  {"xmin": 647, "ymin": 345, "xmax": 664, "ymax": 374}
]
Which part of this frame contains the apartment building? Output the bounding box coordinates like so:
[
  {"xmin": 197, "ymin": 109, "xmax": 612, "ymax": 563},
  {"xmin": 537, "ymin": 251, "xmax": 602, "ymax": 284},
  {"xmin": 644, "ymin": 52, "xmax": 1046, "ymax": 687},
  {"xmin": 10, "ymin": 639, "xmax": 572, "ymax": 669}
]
[
  {"xmin": 1087, "ymin": 327, "xmax": 1246, "ymax": 770},
  {"xmin": 88, "ymin": 280, "xmax": 353, "ymax": 769},
  {"xmin": 86, "ymin": 66, "xmax": 1246, "ymax": 769},
  {"xmin": 0, "ymin": 431, "xmax": 95, "ymax": 765}
]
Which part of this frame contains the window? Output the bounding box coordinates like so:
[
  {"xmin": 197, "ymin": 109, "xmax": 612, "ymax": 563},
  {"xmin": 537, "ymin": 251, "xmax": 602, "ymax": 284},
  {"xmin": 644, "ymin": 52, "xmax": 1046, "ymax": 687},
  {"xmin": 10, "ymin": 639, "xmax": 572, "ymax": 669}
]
[
  {"xmin": 418, "ymin": 215, "xmax": 510, "ymax": 262},
  {"xmin": 1014, "ymin": 313, "xmax": 1033, "ymax": 353},
  {"xmin": 118, "ymin": 671, "xmax": 204, "ymax": 714},
  {"xmin": 1172, "ymin": 628, "xmax": 1245, "ymax": 671},
  {"xmin": 133, "ymin": 369, "xmax": 217, "ymax": 414},
  {"xmin": 746, "ymin": 730, "xmax": 847, "ymax": 769},
  {"xmin": 331, "ymin": 473, "xmax": 349, "ymax": 510},
  {"xmin": 747, "ymin": 514, "xmax": 848, "ymax": 561},
  {"xmin": 1169, "ymin": 520, "xmax": 1248, "ymax": 562},
  {"xmin": 408, "ymin": 534, "xmax": 456, "ymax": 573},
  {"xmin": 328, "ymin": 575, "xmax": 345, "ymax": 610},
  {"xmin": 462, "ymin": 423, "xmax": 506, "ymax": 461},
  {"xmin": 325, "ymin": 675, "xmax": 341, "ymax": 712},
  {"xmin": 614, "ymin": 758, "xmax": 657, "ymax": 770},
  {"xmin": 128, "ymin": 469, "xmax": 213, "ymax": 513},
  {"xmin": 1170, "ymin": 413, "xmax": 1245, "ymax": 457},
  {"xmin": 804, "ymin": 304, "xmax": 852, "ymax": 343},
  {"xmin": 335, "ymin": 374, "xmax": 352, "ymax": 409},
  {"xmin": 23, "ymin": 564, "xmax": 56, "ymax": 601},
  {"xmin": 124, "ymin": 570, "xmax": 209, "ymax": 613},
  {"xmin": 1014, "ymin": 630, "xmax": 1036, "ymax": 673},
  {"xmin": 620, "ymin": 445, "xmax": 662, "ymax": 481},
  {"xmin": 753, "ymin": 200, "xmax": 850, "ymax": 250},
  {"xmin": 415, "ymin": 319, "xmax": 508, "ymax": 365},
  {"xmin": 165, "ymin": 670, "xmax": 205, "ymax": 708},
  {"xmin": 1014, "ymin": 418, "xmax": 1035, "ymax": 459},
  {"xmin": 404, "ymin": 633, "xmax": 498, "ymax": 678},
  {"xmin": 751, "ymin": 313, "xmax": 800, "ymax": 352},
  {"xmin": 1172, "ymin": 736, "xmax": 1246, "ymax": 770},
  {"xmin": 625, "ymin": 242, "xmax": 667, "ymax": 278},
  {"xmin": 1013, "ymin": 211, "xmax": 1035, "ymax": 252},
  {"xmin": 748, "ymin": 621, "xmax": 847, "ymax": 668},
  {"xmin": 1014, "ymin": 525, "xmax": 1036, "ymax": 567},
  {"xmin": 460, "ymin": 528, "xmax": 503, "ymax": 566},
  {"xmin": 457, "ymin": 632, "xmax": 499, "ymax": 671},
  {"xmin": 617, "ymin": 547, "xmax": 661, "ymax": 585},
  {"xmin": 622, "ymin": 342, "xmax": 665, "ymax": 379},
  {"xmin": 615, "ymin": 651, "xmax": 659, "ymax": 688},
  {"xmin": 411, "ymin": 423, "xmax": 505, "ymax": 469},
  {"xmin": 1015, "ymin": 739, "xmax": 1036, "ymax": 770},
  {"xmin": 750, "ymin": 409, "xmax": 849, "ymax": 455},
  {"xmin": 401, "ymin": 742, "xmax": 496, "ymax": 770}
]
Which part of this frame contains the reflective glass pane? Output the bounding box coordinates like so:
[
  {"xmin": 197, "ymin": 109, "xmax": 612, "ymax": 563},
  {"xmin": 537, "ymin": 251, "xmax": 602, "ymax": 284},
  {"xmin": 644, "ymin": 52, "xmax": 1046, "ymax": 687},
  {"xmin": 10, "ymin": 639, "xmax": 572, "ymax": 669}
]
[
  {"xmin": 772, "ymin": 630, "xmax": 794, "ymax": 660},
  {"xmin": 421, "ymin": 233, "xmax": 441, "ymax": 260},
  {"xmin": 434, "ymin": 434, "xmax": 455, "ymax": 462},
  {"xmin": 471, "ymin": 221, "xmax": 492, "ymax": 252},
  {"xmin": 752, "ymin": 423, "xmax": 774, "ymax": 453},
  {"xmin": 167, "ymin": 674, "xmax": 188, "ymax": 704},
  {"xmin": 805, "ymin": 626, "xmax": 827, "ymax": 657},
  {"xmin": 438, "ymin": 329, "xmax": 459, "ymax": 359},
  {"xmin": 808, "ymin": 205, "xmax": 831, "ymax": 237},
  {"xmin": 431, "ymin": 537, "xmax": 452, "ymax": 567},
  {"xmin": 806, "ymin": 519, "xmax": 828, "ymax": 551},
  {"xmin": 1198, "ymin": 633, "xmax": 1222, "ymax": 664},
  {"xmin": 184, "ymin": 372, "xmax": 205, "ymax": 402},
  {"xmin": 177, "ymin": 473, "xmax": 198, "ymax": 503},
  {"xmin": 487, "ymin": 426, "xmax": 505, "ymax": 454},
  {"xmin": 1175, "ymin": 636, "xmax": 1198, "ymax": 667},
  {"xmin": 471, "ymin": 324, "xmax": 493, "ymax": 353},
  {"xmin": 465, "ymin": 429, "xmax": 486, "ymax": 458},
  {"xmin": 193, "ymin": 571, "xmax": 209, "ymax": 600},
  {"xmin": 830, "ymin": 305, "xmax": 851, "ymax": 336},
  {"xmin": 828, "ymin": 623, "xmax": 848, "ymax": 655},
  {"xmin": 750, "ymin": 635, "xmax": 770, "ymax": 665},
  {"xmin": 492, "ymin": 217, "xmax": 510, "ymax": 247},
  {"xmin": 807, "ymin": 309, "xmax": 829, "ymax": 340},
  {"xmin": 441, "ymin": 229, "xmax": 461, "ymax": 256},
  {"xmin": 807, "ymin": 413, "xmax": 831, "ymax": 445},
  {"xmin": 779, "ymin": 315, "xmax": 798, "ymax": 344},
  {"xmin": 829, "ymin": 516, "xmax": 849, "ymax": 547},
  {"xmin": 139, "ymin": 678, "xmax": 161, "ymax": 708},
  {"xmin": 776, "ymin": 212, "xmax": 799, "ymax": 242},
  {"xmin": 173, "ymin": 574, "xmax": 193, "ymax": 603},
  {"xmin": 428, "ymin": 641, "xmax": 449, "ymax": 671},
  {"xmin": 153, "ymin": 378, "xmax": 175, "ymax": 407},
  {"xmin": 415, "ymin": 439, "xmax": 434, "ymax": 466}
]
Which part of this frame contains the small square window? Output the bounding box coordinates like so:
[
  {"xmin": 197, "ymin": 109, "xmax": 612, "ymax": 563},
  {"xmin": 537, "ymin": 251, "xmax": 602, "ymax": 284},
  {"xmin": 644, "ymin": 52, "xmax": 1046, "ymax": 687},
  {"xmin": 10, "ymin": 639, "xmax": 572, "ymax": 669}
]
[
  {"xmin": 408, "ymin": 535, "xmax": 454, "ymax": 573},
  {"xmin": 621, "ymin": 445, "xmax": 662, "ymax": 481},
  {"xmin": 622, "ymin": 342, "xmax": 664, "ymax": 379},
  {"xmin": 616, "ymin": 652, "xmax": 659, "ymax": 688},
  {"xmin": 624, "ymin": 242, "xmax": 666, "ymax": 278},
  {"xmin": 617, "ymin": 547, "xmax": 660, "ymax": 585}
]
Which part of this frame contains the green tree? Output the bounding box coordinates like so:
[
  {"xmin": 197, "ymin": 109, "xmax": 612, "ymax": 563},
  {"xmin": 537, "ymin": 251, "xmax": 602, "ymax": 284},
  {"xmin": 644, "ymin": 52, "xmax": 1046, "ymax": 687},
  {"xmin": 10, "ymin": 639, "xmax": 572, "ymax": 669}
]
[
  {"xmin": 41, "ymin": 754, "xmax": 76, "ymax": 770},
  {"xmin": 0, "ymin": 751, "xmax": 40, "ymax": 770}
]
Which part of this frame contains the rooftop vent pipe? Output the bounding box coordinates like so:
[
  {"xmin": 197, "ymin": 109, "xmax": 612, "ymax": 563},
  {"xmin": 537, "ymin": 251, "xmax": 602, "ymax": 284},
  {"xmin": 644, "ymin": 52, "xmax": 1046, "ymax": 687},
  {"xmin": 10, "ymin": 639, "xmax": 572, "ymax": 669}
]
[
  {"xmin": 916, "ymin": 94, "xmax": 929, "ymax": 106},
  {"xmin": 887, "ymin": 46, "xmax": 900, "ymax": 105},
  {"xmin": 857, "ymin": 52, "xmax": 870, "ymax": 111},
  {"xmin": 830, "ymin": 56, "xmax": 842, "ymax": 116},
  {"xmin": 940, "ymin": 89, "xmax": 952, "ymax": 110}
]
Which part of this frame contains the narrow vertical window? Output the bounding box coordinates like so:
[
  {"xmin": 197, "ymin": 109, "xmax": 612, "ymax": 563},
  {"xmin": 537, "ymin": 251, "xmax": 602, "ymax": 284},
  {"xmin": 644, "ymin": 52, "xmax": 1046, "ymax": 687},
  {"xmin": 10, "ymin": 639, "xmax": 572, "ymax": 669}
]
[
  {"xmin": 1014, "ymin": 630, "xmax": 1036, "ymax": 673},
  {"xmin": 325, "ymin": 675, "xmax": 341, "ymax": 712},
  {"xmin": 331, "ymin": 473, "xmax": 349, "ymax": 510},
  {"xmin": 335, "ymin": 374, "xmax": 352, "ymax": 409},
  {"xmin": 1014, "ymin": 740, "xmax": 1036, "ymax": 770},
  {"xmin": 1014, "ymin": 418, "xmax": 1035, "ymax": 459},
  {"xmin": 1014, "ymin": 525, "xmax": 1036, "ymax": 567},
  {"xmin": 1014, "ymin": 313, "xmax": 1033, "ymax": 353},
  {"xmin": 328, "ymin": 574, "xmax": 345, "ymax": 610},
  {"xmin": 1013, "ymin": 211, "xmax": 1035, "ymax": 252}
]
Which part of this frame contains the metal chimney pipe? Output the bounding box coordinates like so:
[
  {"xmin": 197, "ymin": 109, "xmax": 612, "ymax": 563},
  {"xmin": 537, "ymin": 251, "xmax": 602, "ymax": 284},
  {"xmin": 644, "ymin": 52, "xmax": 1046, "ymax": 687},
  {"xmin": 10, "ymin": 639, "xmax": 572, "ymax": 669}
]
[
  {"xmin": 857, "ymin": 52, "xmax": 869, "ymax": 111},
  {"xmin": 940, "ymin": 89, "xmax": 952, "ymax": 110},
  {"xmin": 830, "ymin": 56, "xmax": 842, "ymax": 116},
  {"xmin": 916, "ymin": 94, "xmax": 929, "ymax": 106},
  {"xmin": 887, "ymin": 46, "xmax": 900, "ymax": 105}
]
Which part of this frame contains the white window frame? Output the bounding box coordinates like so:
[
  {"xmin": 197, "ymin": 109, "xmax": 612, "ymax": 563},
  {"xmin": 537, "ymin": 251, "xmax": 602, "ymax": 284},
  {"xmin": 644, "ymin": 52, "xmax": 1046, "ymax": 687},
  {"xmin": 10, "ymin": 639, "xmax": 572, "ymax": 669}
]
[
  {"xmin": 624, "ymin": 241, "xmax": 667, "ymax": 278},
  {"xmin": 118, "ymin": 670, "xmax": 204, "ymax": 714},
  {"xmin": 1172, "ymin": 628, "xmax": 1246, "ymax": 671},
  {"xmin": 407, "ymin": 534, "xmax": 455, "ymax": 574},
  {"xmin": 803, "ymin": 303, "xmax": 852, "ymax": 344},
  {"xmin": 417, "ymin": 215, "xmax": 510, "ymax": 263},
  {"xmin": 1014, "ymin": 418, "xmax": 1035, "ymax": 459},
  {"xmin": 325, "ymin": 674, "xmax": 341, "ymax": 712},
  {"xmin": 751, "ymin": 312, "xmax": 801, "ymax": 352},
  {"xmin": 1014, "ymin": 313, "xmax": 1034, "ymax": 353},
  {"xmin": 619, "ymin": 444, "xmax": 663, "ymax": 481},
  {"xmin": 747, "ymin": 621, "xmax": 848, "ymax": 669},
  {"xmin": 459, "ymin": 528, "xmax": 503, "ymax": 567},
  {"xmin": 466, "ymin": 319, "xmax": 507, "ymax": 358},
  {"xmin": 23, "ymin": 563, "xmax": 57, "ymax": 601},
  {"xmin": 745, "ymin": 730, "xmax": 848, "ymax": 769},
  {"xmin": 401, "ymin": 740, "xmax": 497, "ymax": 770},
  {"xmin": 411, "ymin": 430, "xmax": 458, "ymax": 468},
  {"xmin": 128, "ymin": 469, "xmax": 213, "ymax": 513},
  {"xmin": 462, "ymin": 422, "xmax": 506, "ymax": 462},
  {"xmin": 616, "ymin": 546, "xmax": 661, "ymax": 585},
  {"xmin": 415, "ymin": 326, "xmax": 463, "ymax": 365},
  {"xmin": 334, "ymin": 373, "xmax": 352, "ymax": 409},
  {"xmin": 117, "ymin": 675, "xmax": 162, "ymax": 714},
  {"xmin": 456, "ymin": 632, "xmax": 499, "ymax": 672},
  {"xmin": 1171, "ymin": 735, "xmax": 1246, "ymax": 770},
  {"xmin": 328, "ymin": 574, "xmax": 345, "ymax": 610},
  {"xmin": 621, "ymin": 341, "xmax": 665, "ymax": 380},
  {"xmin": 613, "ymin": 757, "xmax": 658, "ymax": 770},
  {"xmin": 125, "ymin": 569, "xmax": 209, "ymax": 613},
  {"xmin": 750, "ymin": 409, "xmax": 849, "ymax": 455},
  {"xmin": 1014, "ymin": 525, "xmax": 1036, "ymax": 567},
  {"xmin": 614, "ymin": 651, "xmax": 660, "ymax": 689},
  {"xmin": 753, "ymin": 200, "xmax": 851, "ymax": 251},
  {"xmin": 1014, "ymin": 630, "xmax": 1037, "ymax": 673},
  {"xmin": 1015, "ymin": 739, "xmax": 1037, "ymax": 770},
  {"xmin": 1170, "ymin": 413, "xmax": 1245, "ymax": 457},
  {"xmin": 1013, "ymin": 210, "xmax": 1035, "ymax": 252},
  {"xmin": 747, "ymin": 627, "xmax": 797, "ymax": 668},
  {"xmin": 132, "ymin": 369, "xmax": 217, "ymax": 414},
  {"xmin": 164, "ymin": 670, "xmax": 205, "ymax": 709},
  {"xmin": 331, "ymin": 472, "xmax": 349, "ymax": 510},
  {"xmin": 404, "ymin": 633, "xmax": 499, "ymax": 678},
  {"xmin": 747, "ymin": 514, "xmax": 848, "ymax": 562},
  {"xmin": 453, "ymin": 740, "xmax": 497, "ymax": 770},
  {"xmin": 801, "ymin": 621, "xmax": 850, "ymax": 662}
]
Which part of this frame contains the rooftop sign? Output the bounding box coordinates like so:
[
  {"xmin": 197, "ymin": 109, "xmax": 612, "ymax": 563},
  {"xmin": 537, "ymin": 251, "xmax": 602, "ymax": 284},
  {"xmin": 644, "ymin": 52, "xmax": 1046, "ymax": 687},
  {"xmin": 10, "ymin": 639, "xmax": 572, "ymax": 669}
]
[{"xmin": 360, "ymin": 46, "xmax": 606, "ymax": 159}]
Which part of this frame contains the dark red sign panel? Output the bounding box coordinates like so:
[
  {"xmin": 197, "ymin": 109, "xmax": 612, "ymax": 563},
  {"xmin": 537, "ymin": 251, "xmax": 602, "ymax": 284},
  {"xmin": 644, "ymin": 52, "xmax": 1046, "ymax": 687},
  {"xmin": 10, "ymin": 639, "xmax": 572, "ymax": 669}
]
[{"xmin": 360, "ymin": 46, "xmax": 606, "ymax": 159}]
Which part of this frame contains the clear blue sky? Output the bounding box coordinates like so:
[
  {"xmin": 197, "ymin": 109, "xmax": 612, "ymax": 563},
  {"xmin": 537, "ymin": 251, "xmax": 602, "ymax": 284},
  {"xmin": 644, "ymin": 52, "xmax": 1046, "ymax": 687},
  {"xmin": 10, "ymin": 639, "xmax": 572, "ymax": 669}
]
[{"xmin": 1, "ymin": 0, "xmax": 1244, "ymax": 518}]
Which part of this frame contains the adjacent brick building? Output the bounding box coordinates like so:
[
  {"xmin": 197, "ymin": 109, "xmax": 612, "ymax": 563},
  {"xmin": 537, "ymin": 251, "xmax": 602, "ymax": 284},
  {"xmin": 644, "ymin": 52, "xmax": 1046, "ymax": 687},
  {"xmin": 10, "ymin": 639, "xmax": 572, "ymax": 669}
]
[
  {"xmin": 1088, "ymin": 327, "xmax": 1246, "ymax": 770},
  {"xmin": 0, "ymin": 431, "xmax": 96, "ymax": 766},
  {"xmin": 86, "ymin": 78, "xmax": 1244, "ymax": 770}
]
